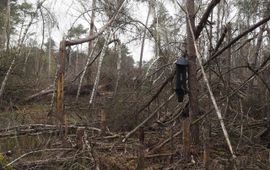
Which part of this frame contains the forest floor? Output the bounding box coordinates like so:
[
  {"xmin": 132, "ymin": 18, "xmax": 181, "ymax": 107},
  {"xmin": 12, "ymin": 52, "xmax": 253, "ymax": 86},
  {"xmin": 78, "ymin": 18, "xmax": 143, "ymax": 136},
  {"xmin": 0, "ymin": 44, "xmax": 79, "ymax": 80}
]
[{"xmin": 0, "ymin": 93, "xmax": 270, "ymax": 170}]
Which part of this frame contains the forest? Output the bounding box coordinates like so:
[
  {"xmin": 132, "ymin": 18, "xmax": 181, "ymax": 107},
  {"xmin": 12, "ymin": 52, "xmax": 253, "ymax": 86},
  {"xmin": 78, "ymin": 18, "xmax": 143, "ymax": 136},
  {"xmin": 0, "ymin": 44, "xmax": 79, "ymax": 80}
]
[{"xmin": 0, "ymin": 0, "xmax": 270, "ymax": 169}]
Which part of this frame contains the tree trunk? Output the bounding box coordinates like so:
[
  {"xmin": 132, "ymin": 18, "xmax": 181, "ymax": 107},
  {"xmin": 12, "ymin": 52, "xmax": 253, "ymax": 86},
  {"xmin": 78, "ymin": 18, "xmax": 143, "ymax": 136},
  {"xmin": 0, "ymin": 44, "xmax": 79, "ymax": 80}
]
[
  {"xmin": 86, "ymin": 0, "xmax": 97, "ymax": 84},
  {"xmin": 89, "ymin": 32, "xmax": 111, "ymax": 107},
  {"xmin": 139, "ymin": 2, "xmax": 151, "ymax": 70},
  {"xmin": 186, "ymin": 0, "xmax": 200, "ymax": 146},
  {"xmin": 0, "ymin": 56, "xmax": 15, "ymax": 100},
  {"xmin": 75, "ymin": 40, "xmax": 98, "ymax": 103},
  {"xmin": 48, "ymin": 24, "xmax": 52, "ymax": 77},
  {"xmin": 56, "ymin": 40, "xmax": 67, "ymax": 137},
  {"xmin": 224, "ymin": 23, "xmax": 232, "ymax": 117},
  {"xmin": 5, "ymin": 0, "xmax": 11, "ymax": 51},
  {"xmin": 114, "ymin": 41, "xmax": 122, "ymax": 97}
]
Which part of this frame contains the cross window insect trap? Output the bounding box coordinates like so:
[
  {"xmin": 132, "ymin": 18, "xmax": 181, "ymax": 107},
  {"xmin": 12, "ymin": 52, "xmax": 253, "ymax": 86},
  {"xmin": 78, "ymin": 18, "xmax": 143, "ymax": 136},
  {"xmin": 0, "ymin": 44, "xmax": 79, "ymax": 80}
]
[{"xmin": 175, "ymin": 57, "xmax": 188, "ymax": 102}]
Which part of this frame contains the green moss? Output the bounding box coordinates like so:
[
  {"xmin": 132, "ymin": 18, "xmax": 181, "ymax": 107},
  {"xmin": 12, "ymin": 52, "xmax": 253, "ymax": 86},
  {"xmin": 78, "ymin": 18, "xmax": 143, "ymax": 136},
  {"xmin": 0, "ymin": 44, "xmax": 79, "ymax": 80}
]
[{"xmin": 0, "ymin": 153, "xmax": 13, "ymax": 170}]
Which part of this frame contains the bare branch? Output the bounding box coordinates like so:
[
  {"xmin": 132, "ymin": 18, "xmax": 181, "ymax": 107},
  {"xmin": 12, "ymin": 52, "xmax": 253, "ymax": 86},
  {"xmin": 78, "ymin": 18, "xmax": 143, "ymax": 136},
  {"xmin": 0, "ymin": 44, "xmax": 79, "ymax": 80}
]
[{"xmin": 195, "ymin": 0, "xmax": 221, "ymax": 39}]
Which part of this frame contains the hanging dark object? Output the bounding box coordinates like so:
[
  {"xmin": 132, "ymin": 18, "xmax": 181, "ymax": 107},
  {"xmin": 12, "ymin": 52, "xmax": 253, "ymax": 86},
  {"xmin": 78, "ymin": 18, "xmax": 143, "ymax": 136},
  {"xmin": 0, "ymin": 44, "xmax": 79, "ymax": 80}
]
[{"xmin": 175, "ymin": 57, "xmax": 188, "ymax": 102}]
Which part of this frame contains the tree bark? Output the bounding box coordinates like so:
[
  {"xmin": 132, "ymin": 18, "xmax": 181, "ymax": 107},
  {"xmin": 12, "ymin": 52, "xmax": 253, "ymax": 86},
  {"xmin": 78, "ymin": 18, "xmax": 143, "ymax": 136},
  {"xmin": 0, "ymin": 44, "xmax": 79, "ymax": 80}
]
[
  {"xmin": 88, "ymin": 0, "xmax": 96, "ymax": 55},
  {"xmin": 186, "ymin": 0, "xmax": 200, "ymax": 146},
  {"xmin": 56, "ymin": 40, "xmax": 67, "ymax": 137},
  {"xmin": 139, "ymin": 2, "xmax": 151, "ymax": 70},
  {"xmin": 114, "ymin": 40, "xmax": 122, "ymax": 97},
  {"xmin": 75, "ymin": 40, "xmax": 98, "ymax": 103},
  {"xmin": 89, "ymin": 32, "xmax": 111, "ymax": 107},
  {"xmin": 85, "ymin": 0, "xmax": 97, "ymax": 85},
  {"xmin": 195, "ymin": 0, "xmax": 221, "ymax": 39},
  {"xmin": 0, "ymin": 56, "xmax": 15, "ymax": 100},
  {"xmin": 48, "ymin": 24, "xmax": 52, "ymax": 77},
  {"xmin": 5, "ymin": 0, "xmax": 11, "ymax": 51}
]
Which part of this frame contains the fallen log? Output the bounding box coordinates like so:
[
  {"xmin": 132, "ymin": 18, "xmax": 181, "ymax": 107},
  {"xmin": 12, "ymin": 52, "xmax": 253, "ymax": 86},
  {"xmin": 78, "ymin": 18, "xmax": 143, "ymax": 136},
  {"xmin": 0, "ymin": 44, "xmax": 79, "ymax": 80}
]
[
  {"xmin": 24, "ymin": 84, "xmax": 94, "ymax": 102},
  {"xmin": 24, "ymin": 85, "xmax": 54, "ymax": 102},
  {"xmin": 0, "ymin": 124, "xmax": 101, "ymax": 138}
]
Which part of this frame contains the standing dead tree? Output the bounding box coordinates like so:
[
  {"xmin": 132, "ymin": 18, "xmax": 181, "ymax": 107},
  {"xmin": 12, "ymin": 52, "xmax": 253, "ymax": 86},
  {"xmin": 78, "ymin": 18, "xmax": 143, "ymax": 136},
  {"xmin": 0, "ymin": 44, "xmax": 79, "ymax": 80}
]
[{"xmin": 54, "ymin": 0, "xmax": 127, "ymax": 137}]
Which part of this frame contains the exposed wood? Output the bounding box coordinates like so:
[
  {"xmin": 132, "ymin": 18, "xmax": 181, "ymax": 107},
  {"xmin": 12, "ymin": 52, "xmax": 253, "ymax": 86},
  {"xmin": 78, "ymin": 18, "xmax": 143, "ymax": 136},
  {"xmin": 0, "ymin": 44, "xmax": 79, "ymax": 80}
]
[{"xmin": 56, "ymin": 40, "xmax": 67, "ymax": 137}]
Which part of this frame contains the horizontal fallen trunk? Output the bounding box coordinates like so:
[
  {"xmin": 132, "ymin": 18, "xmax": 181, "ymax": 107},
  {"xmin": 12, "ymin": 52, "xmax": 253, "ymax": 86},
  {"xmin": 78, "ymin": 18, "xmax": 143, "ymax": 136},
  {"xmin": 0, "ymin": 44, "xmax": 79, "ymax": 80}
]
[
  {"xmin": 24, "ymin": 84, "xmax": 94, "ymax": 102},
  {"xmin": 0, "ymin": 124, "xmax": 101, "ymax": 138},
  {"xmin": 15, "ymin": 157, "xmax": 75, "ymax": 169}
]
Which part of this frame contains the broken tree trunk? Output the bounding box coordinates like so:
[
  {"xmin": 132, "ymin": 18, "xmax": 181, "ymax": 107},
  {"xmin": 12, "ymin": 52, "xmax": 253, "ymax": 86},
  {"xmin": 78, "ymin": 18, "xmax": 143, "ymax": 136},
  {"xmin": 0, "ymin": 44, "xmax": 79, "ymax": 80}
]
[{"xmin": 56, "ymin": 40, "xmax": 67, "ymax": 138}]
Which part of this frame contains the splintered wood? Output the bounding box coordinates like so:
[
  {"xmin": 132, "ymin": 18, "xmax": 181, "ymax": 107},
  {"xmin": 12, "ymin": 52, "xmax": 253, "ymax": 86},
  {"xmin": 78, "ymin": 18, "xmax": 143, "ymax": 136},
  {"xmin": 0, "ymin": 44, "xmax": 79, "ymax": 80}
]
[{"xmin": 56, "ymin": 40, "xmax": 67, "ymax": 137}]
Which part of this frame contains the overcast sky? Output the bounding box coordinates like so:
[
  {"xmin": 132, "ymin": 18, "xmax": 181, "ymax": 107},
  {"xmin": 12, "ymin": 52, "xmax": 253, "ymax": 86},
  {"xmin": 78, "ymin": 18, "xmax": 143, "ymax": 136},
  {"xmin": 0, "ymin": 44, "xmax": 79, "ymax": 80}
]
[{"xmin": 16, "ymin": 0, "xmax": 178, "ymax": 62}]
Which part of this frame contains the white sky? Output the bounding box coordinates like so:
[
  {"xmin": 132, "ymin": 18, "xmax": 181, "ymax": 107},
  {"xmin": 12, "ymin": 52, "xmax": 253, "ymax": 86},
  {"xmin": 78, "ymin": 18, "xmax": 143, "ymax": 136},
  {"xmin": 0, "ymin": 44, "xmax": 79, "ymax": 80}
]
[{"xmin": 17, "ymin": 0, "xmax": 177, "ymax": 62}]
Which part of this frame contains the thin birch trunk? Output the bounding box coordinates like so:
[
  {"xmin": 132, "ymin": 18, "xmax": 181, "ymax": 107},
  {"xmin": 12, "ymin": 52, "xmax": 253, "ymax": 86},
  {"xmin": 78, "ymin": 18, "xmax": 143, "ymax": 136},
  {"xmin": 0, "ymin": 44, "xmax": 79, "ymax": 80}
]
[
  {"xmin": 1, "ymin": 0, "xmax": 16, "ymax": 99},
  {"xmin": 139, "ymin": 2, "xmax": 151, "ymax": 70},
  {"xmin": 48, "ymin": 24, "xmax": 52, "ymax": 76},
  {"xmin": 84, "ymin": 0, "xmax": 97, "ymax": 85},
  {"xmin": 89, "ymin": 32, "xmax": 112, "ymax": 107},
  {"xmin": 0, "ymin": 56, "xmax": 15, "ymax": 99},
  {"xmin": 20, "ymin": 3, "xmax": 43, "ymax": 46},
  {"xmin": 75, "ymin": 39, "xmax": 99, "ymax": 102},
  {"xmin": 75, "ymin": 47, "xmax": 79, "ymax": 77},
  {"xmin": 88, "ymin": 0, "xmax": 96, "ymax": 55},
  {"xmin": 48, "ymin": 64, "xmax": 60, "ymax": 115},
  {"xmin": 5, "ymin": 0, "xmax": 11, "ymax": 52}
]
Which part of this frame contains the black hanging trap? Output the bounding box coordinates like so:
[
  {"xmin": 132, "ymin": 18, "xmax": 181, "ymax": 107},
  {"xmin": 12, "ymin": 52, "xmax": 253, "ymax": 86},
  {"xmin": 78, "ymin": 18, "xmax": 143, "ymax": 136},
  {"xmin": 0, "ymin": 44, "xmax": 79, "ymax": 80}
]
[{"xmin": 175, "ymin": 57, "xmax": 188, "ymax": 102}]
